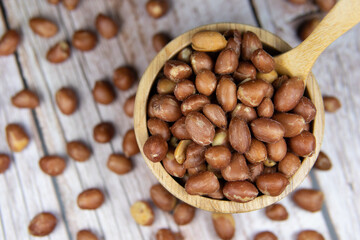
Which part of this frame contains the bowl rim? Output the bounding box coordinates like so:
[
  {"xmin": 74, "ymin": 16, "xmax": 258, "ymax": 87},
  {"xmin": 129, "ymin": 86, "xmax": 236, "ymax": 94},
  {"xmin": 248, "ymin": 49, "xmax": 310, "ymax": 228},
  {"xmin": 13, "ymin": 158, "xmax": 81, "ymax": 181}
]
[{"xmin": 134, "ymin": 22, "xmax": 325, "ymax": 213}]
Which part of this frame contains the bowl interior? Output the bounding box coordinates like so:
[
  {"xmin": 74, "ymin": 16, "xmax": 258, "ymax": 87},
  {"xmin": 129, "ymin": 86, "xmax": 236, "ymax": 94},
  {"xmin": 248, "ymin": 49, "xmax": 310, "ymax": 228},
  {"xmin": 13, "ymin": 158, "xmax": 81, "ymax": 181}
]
[{"xmin": 134, "ymin": 23, "xmax": 324, "ymax": 213}]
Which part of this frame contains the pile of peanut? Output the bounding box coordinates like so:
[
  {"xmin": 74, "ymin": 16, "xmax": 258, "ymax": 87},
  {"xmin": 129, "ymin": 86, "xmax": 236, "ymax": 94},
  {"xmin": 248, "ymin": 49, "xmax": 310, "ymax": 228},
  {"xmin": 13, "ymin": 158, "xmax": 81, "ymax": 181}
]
[{"xmin": 144, "ymin": 30, "xmax": 317, "ymax": 202}]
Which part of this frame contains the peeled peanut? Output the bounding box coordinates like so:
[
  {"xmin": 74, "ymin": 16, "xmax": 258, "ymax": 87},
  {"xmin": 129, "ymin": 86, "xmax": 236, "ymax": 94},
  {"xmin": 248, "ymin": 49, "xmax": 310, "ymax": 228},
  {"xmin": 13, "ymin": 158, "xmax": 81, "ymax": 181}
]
[
  {"xmin": 216, "ymin": 75, "xmax": 237, "ymax": 112},
  {"xmin": 273, "ymin": 113, "xmax": 306, "ymax": 137},
  {"xmin": 297, "ymin": 230, "xmax": 325, "ymax": 240},
  {"xmin": 274, "ymin": 77, "xmax": 304, "ymax": 112},
  {"xmin": 289, "ymin": 131, "xmax": 316, "ymax": 157},
  {"xmin": 184, "ymin": 142, "xmax": 206, "ymax": 169},
  {"xmin": 250, "ymin": 118, "xmax": 285, "ymax": 143},
  {"xmin": 264, "ymin": 158, "xmax": 277, "ymax": 167},
  {"xmin": 11, "ymin": 89, "xmax": 40, "ymax": 109},
  {"xmin": 212, "ymin": 213, "xmax": 235, "ymax": 240},
  {"xmin": 174, "ymin": 80, "xmax": 195, "ymax": 101},
  {"xmin": 187, "ymin": 163, "xmax": 207, "ymax": 176},
  {"xmin": 6, "ymin": 124, "xmax": 29, "ymax": 152},
  {"xmin": 265, "ymin": 204, "xmax": 288, "ymax": 221},
  {"xmin": 153, "ymin": 95, "xmax": 182, "ymax": 122},
  {"xmin": 181, "ymin": 94, "xmax": 210, "ymax": 115},
  {"xmin": 249, "ymin": 162, "xmax": 264, "ymax": 182},
  {"xmin": 195, "ymin": 69, "xmax": 217, "ymax": 96},
  {"xmin": 231, "ymin": 103, "xmax": 257, "ymax": 122},
  {"xmin": 123, "ymin": 129, "xmax": 140, "ymax": 157},
  {"xmin": 163, "ymin": 150, "xmax": 186, "ymax": 177},
  {"xmin": 191, "ymin": 31, "xmax": 227, "ymax": 52},
  {"xmin": 147, "ymin": 118, "xmax": 170, "ymax": 141},
  {"xmin": 212, "ymin": 128, "xmax": 230, "ymax": 147},
  {"xmin": 293, "ymin": 189, "xmax": 324, "ymax": 212},
  {"xmin": 221, "ymin": 153, "xmax": 249, "ymax": 181},
  {"xmin": 130, "ymin": 201, "xmax": 154, "ymax": 226},
  {"xmin": 323, "ymin": 95, "xmax": 341, "ymax": 112},
  {"xmin": 244, "ymin": 138, "xmax": 267, "ymax": 163},
  {"xmin": 257, "ymin": 70, "xmax": 278, "ymax": 83},
  {"xmin": 29, "ymin": 17, "xmax": 58, "ymax": 38},
  {"xmin": 157, "ymin": 78, "xmax": 176, "ymax": 95},
  {"xmin": 254, "ymin": 231, "xmax": 278, "ymax": 240},
  {"xmin": 266, "ymin": 138, "xmax": 287, "ymax": 162},
  {"xmin": 77, "ymin": 188, "xmax": 104, "ymax": 210},
  {"xmin": 173, "ymin": 203, "xmax": 195, "ymax": 225},
  {"xmin": 251, "ymin": 49, "xmax": 275, "ymax": 73},
  {"xmin": 174, "ymin": 140, "xmax": 192, "ymax": 164},
  {"xmin": 215, "ymin": 49, "xmax": 238, "ymax": 75},
  {"xmin": 107, "ymin": 154, "xmax": 132, "ymax": 175},
  {"xmin": 314, "ymin": 151, "xmax": 332, "ymax": 170},
  {"xmin": 241, "ymin": 31, "xmax": 262, "ymax": 61},
  {"xmin": 185, "ymin": 112, "xmax": 215, "ymax": 146},
  {"xmin": 170, "ymin": 117, "xmax": 190, "ymax": 140},
  {"xmin": 28, "ymin": 212, "xmax": 57, "ymax": 237},
  {"xmin": 203, "ymin": 104, "xmax": 227, "ymax": 129},
  {"xmin": 229, "ymin": 117, "xmax": 251, "ymax": 153},
  {"xmin": 256, "ymin": 173, "xmax": 289, "ymax": 196},
  {"xmin": 293, "ymin": 96, "xmax": 316, "ymax": 123},
  {"xmin": 223, "ymin": 181, "xmax": 258, "ymax": 203},
  {"xmin": 257, "ymin": 97, "xmax": 274, "ymax": 118},
  {"xmin": 278, "ymin": 152, "xmax": 301, "ymax": 178},
  {"xmin": 190, "ymin": 51, "xmax": 213, "ymax": 74},
  {"xmin": 185, "ymin": 171, "xmax": 219, "ymax": 195},
  {"xmin": 233, "ymin": 61, "xmax": 256, "ymax": 82},
  {"xmin": 177, "ymin": 47, "xmax": 192, "ymax": 63},
  {"xmin": 150, "ymin": 184, "xmax": 177, "ymax": 211},
  {"xmin": 0, "ymin": 154, "xmax": 10, "ymax": 173},
  {"xmin": 143, "ymin": 135, "xmax": 168, "ymax": 162},
  {"xmin": 237, "ymin": 79, "xmax": 271, "ymax": 107},
  {"xmin": 164, "ymin": 60, "xmax": 192, "ymax": 83},
  {"xmin": 205, "ymin": 146, "xmax": 231, "ymax": 169}
]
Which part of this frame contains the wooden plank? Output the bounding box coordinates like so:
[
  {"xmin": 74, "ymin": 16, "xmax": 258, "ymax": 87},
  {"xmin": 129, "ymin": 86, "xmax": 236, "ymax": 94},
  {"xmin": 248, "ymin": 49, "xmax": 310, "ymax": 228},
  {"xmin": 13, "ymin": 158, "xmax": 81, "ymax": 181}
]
[
  {"xmin": 253, "ymin": 0, "xmax": 360, "ymax": 239},
  {"xmin": 0, "ymin": 8, "xmax": 70, "ymax": 240}
]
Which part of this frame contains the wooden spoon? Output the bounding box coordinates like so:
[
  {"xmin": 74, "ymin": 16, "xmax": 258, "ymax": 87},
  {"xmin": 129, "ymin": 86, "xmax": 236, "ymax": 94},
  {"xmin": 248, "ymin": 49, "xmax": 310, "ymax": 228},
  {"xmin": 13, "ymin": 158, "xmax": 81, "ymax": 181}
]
[
  {"xmin": 274, "ymin": 0, "xmax": 360, "ymax": 83},
  {"xmin": 134, "ymin": 22, "xmax": 325, "ymax": 213}
]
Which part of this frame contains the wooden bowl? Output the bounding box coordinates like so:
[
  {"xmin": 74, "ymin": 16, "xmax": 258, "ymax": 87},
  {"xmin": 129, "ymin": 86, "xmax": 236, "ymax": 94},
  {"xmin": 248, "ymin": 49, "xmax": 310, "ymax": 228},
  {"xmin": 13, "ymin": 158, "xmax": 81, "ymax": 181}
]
[{"xmin": 134, "ymin": 23, "xmax": 325, "ymax": 213}]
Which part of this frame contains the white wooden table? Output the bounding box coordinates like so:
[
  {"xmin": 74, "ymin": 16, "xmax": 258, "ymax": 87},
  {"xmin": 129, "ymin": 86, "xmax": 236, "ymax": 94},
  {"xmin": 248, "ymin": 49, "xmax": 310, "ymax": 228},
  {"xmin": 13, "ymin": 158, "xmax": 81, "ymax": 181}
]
[{"xmin": 0, "ymin": 0, "xmax": 359, "ymax": 239}]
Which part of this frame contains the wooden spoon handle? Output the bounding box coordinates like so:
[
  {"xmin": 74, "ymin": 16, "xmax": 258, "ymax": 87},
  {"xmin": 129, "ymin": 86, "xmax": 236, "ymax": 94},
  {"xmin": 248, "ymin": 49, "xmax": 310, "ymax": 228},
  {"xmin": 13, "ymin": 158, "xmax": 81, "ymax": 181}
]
[{"xmin": 274, "ymin": 0, "xmax": 360, "ymax": 80}]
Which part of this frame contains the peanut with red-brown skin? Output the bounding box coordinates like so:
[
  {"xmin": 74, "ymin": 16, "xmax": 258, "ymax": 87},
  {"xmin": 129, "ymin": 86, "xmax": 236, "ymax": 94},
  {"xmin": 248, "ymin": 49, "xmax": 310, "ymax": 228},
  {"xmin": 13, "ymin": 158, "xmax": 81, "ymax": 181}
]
[
  {"xmin": 185, "ymin": 171, "xmax": 220, "ymax": 195},
  {"xmin": 314, "ymin": 151, "xmax": 332, "ymax": 170},
  {"xmin": 183, "ymin": 142, "xmax": 206, "ymax": 169},
  {"xmin": 63, "ymin": 0, "xmax": 79, "ymax": 10},
  {"xmin": 164, "ymin": 60, "xmax": 192, "ymax": 83},
  {"xmin": 150, "ymin": 183, "xmax": 177, "ymax": 211},
  {"xmin": 216, "ymin": 75, "xmax": 237, "ymax": 112},
  {"xmin": 266, "ymin": 138, "xmax": 287, "ymax": 162},
  {"xmin": 315, "ymin": 0, "xmax": 336, "ymax": 12},
  {"xmin": 195, "ymin": 69, "xmax": 217, "ymax": 96},
  {"xmin": 254, "ymin": 231, "xmax": 278, "ymax": 240},
  {"xmin": 170, "ymin": 117, "xmax": 190, "ymax": 140},
  {"xmin": 229, "ymin": 117, "xmax": 251, "ymax": 153},
  {"xmin": 0, "ymin": 30, "xmax": 20, "ymax": 56},
  {"xmin": 185, "ymin": 112, "xmax": 215, "ymax": 146},
  {"xmin": 93, "ymin": 122, "xmax": 114, "ymax": 143},
  {"xmin": 0, "ymin": 154, "xmax": 10, "ymax": 173},
  {"xmin": 298, "ymin": 18, "xmax": 321, "ymax": 41},
  {"xmin": 233, "ymin": 62, "xmax": 257, "ymax": 82},
  {"xmin": 163, "ymin": 150, "xmax": 186, "ymax": 178},
  {"xmin": 223, "ymin": 181, "xmax": 258, "ymax": 203},
  {"xmin": 242, "ymin": 31, "xmax": 262, "ymax": 61},
  {"xmin": 237, "ymin": 79, "xmax": 271, "ymax": 107},
  {"xmin": 249, "ymin": 162, "xmax": 264, "ymax": 182},
  {"xmin": 174, "ymin": 80, "xmax": 196, "ymax": 101},
  {"xmin": 113, "ymin": 66, "xmax": 136, "ymax": 91},
  {"xmin": 251, "ymin": 49, "xmax": 275, "ymax": 73},
  {"xmin": 323, "ymin": 95, "xmax": 341, "ymax": 112},
  {"xmin": 293, "ymin": 96, "xmax": 317, "ymax": 123},
  {"xmin": 212, "ymin": 213, "xmax": 236, "ymax": 240},
  {"xmin": 77, "ymin": 230, "xmax": 98, "ymax": 240},
  {"xmin": 153, "ymin": 95, "xmax": 182, "ymax": 122},
  {"xmin": 143, "ymin": 135, "xmax": 168, "ymax": 162},
  {"xmin": 215, "ymin": 49, "xmax": 238, "ymax": 75},
  {"xmin": 251, "ymin": 118, "xmax": 285, "ymax": 143},
  {"xmin": 157, "ymin": 78, "xmax": 176, "ymax": 95},
  {"xmin": 55, "ymin": 87, "xmax": 77, "ymax": 115},
  {"xmin": 187, "ymin": 163, "xmax": 207, "ymax": 176},
  {"xmin": 39, "ymin": 156, "xmax": 66, "ymax": 176},
  {"xmin": 29, "ymin": 17, "xmax": 58, "ymax": 38},
  {"xmin": 278, "ymin": 152, "xmax": 301, "ymax": 178},
  {"xmin": 156, "ymin": 229, "xmax": 176, "ymax": 240},
  {"xmin": 190, "ymin": 51, "xmax": 213, "ymax": 75},
  {"xmin": 107, "ymin": 154, "xmax": 132, "ymax": 175},
  {"xmin": 67, "ymin": 141, "xmax": 91, "ymax": 162},
  {"xmin": 46, "ymin": 41, "xmax": 70, "ymax": 63},
  {"xmin": 123, "ymin": 94, "xmax": 136, "ymax": 118},
  {"xmin": 181, "ymin": 94, "xmax": 210, "ymax": 116},
  {"xmin": 289, "ymin": 131, "xmax": 316, "ymax": 157},
  {"xmin": 77, "ymin": 188, "xmax": 104, "ymax": 210},
  {"xmin": 203, "ymin": 104, "xmax": 227, "ymax": 129},
  {"xmin": 72, "ymin": 30, "xmax": 97, "ymax": 51},
  {"xmin": 274, "ymin": 77, "xmax": 304, "ymax": 112},
  {"xmin": 92, "ymin": 80, "xmax": 116, "ymax": 105},
  {"xmin": 152, "ymin": 32, "xmax": 170, "ymax": 52},
  {"xmin": 232, "ymin": 103, "xmax": 257, "ymax": 122},
  {"xmin": 173, "ymin": 203, "xmax": 195, "ymax": 225},
  {"xmin": 147, "ymin": 118, "xmax": 170, "ymax": 141},
  {"xmin": 244, "ymin": 138, "xmax": 267, "ymax": 164},
  {"xmin": 256, "ymin": 173, "xmax": 289, "ymax": 196},
  {"xmin": 95, "ymin": 14, "xmax": 118, "ymax": 39},
  {"xmin": 272, "ymin": 113, "xmax": 306, "ymax": 138},
  {"xmin": 11, "ymin": 89, "xmax": 40, "ymax": 109},
  {"xmin": 205, "ymin": 146, "xmax": 231, "ymax": 169},
  {"xmin": 293, "ymin": 189, "xmax": 324, "ymax": 212},
  {"xmin": 265, "ymin": 204, "xmax": 288, "ymax": 221},
  {"xmin": 297, "ymin": 230, "xmax": 325, "ymax": 240},
  {"xmin": 257, "ymin": 97, "xmax": 274, "ymax": 118},
  {"xmin": 28, "ymin": 212, "xmax": 57, "ymax": 237}
]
